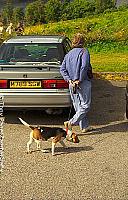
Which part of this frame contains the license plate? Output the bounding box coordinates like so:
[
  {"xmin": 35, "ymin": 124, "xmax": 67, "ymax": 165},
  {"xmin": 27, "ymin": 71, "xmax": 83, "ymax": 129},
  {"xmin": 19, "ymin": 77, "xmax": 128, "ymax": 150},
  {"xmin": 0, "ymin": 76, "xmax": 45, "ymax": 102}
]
[{"xmin": 10, "ymin": 81, "xmax": 41, "ymax": 88}]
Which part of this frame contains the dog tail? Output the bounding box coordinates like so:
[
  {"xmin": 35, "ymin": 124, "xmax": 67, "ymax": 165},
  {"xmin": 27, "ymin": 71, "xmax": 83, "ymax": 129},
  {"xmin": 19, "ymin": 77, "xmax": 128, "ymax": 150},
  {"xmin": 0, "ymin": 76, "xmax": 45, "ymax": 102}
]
[{"xmin": 18, "ymin": 117, "xmax": 34, "ymax": 130}]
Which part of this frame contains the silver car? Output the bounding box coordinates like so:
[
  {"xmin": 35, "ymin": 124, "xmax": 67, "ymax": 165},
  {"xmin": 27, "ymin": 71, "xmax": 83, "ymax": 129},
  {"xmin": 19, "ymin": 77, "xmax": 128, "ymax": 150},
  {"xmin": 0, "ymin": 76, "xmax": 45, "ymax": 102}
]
[{"xmin": 0, "ymin": 35, "xmax": 72, "ymax": 113}]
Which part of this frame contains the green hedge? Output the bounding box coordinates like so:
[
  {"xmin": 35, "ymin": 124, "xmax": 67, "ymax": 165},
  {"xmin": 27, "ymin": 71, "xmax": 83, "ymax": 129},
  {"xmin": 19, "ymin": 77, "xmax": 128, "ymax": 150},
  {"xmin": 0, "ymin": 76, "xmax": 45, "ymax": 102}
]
[{"xmin": 24, "ymin": 9, "xmax": 128, "ymax": 53}]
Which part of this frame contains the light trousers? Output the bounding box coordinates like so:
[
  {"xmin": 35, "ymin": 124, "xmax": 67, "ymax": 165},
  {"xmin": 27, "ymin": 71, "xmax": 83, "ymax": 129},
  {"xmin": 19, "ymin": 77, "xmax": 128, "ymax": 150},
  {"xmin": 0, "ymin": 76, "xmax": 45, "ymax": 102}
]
[{"xmin": 69, "ymin": 80, "xmax": 91, "ymax": 130}]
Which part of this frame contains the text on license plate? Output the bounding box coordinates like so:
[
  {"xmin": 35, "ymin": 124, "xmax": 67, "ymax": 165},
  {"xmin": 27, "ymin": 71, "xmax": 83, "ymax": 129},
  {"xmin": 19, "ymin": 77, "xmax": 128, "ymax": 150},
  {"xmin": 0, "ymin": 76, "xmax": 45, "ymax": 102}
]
[{"xmin": 10, "ymin": 81, "xmax": 41, "ymax": 88}]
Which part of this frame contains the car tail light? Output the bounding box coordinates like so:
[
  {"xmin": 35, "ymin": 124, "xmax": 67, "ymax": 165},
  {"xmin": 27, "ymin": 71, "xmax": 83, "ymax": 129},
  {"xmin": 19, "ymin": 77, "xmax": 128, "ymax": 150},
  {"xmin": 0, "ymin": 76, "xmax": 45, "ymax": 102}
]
[
  {"xmin": 42, "ymin": 80, "xmax": 68, "ymax": 89},
  {"xmin": 0, "ymin": 80, "xmax": 7, "ymax": 88},
  {"xmin": 56, "ymin": 80, "xmax": 69, "ymax": 89}
]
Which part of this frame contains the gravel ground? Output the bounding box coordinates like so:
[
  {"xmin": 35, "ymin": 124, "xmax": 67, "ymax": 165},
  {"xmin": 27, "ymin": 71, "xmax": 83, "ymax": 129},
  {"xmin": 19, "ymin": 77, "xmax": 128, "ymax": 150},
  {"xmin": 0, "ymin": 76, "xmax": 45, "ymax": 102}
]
[{"xmin": 0, "ymin": 79, "xmax": 128, "ymax": 200}]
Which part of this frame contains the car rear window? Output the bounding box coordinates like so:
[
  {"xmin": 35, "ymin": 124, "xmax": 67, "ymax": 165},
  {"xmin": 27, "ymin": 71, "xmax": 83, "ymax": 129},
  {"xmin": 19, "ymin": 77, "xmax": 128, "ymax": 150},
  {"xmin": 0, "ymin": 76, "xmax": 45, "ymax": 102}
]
[{"xmin": 0, "ymin": 43, "xmax": 64, "ymax": 64}]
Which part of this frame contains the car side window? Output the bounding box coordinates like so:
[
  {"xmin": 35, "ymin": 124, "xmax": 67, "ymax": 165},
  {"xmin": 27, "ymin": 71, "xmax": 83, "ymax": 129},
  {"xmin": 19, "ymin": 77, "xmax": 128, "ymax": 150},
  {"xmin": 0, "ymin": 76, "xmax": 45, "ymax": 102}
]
[{"xmin": 63, "ymin": 39, "xmax": 72, "ymax": 54}]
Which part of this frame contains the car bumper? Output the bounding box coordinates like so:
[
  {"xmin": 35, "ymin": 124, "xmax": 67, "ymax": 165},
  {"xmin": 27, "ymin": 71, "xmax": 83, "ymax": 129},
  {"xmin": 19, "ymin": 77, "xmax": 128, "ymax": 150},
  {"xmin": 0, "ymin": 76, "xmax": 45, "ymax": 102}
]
[{"xmin": 0, "ymin": 89, "xmax": 71, "ymax": 108}]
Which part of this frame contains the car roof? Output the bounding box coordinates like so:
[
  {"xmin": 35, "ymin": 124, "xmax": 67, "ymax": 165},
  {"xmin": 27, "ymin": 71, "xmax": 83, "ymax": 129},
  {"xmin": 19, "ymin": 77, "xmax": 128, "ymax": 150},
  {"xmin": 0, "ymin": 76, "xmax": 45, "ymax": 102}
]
[{"xmin": 4, "ymin": 35, "xmax": 67, "ymax": 44}]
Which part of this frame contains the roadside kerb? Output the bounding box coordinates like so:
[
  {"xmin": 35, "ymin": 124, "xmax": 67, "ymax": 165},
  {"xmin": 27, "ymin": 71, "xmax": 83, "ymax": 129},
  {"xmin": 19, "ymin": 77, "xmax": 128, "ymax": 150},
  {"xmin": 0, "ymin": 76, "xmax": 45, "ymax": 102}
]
[{"xmin": 93, "ymin": 72, "xmax": 128, "ymax": 81}]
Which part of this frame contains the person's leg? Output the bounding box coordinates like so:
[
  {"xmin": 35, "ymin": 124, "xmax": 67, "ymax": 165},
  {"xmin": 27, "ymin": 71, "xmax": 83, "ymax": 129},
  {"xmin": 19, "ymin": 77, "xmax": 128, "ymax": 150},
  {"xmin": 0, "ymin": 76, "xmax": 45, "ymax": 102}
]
[
  {"xmin": 64, "ymin": 84, "xmax": 79, "ymax": 130},
  {"xmin": 78, "ymin": 80, "xmax": 91, "ymax": 129},
  {"xmin": 69, "ymin": 84, "xmax": 79, "ymax": 113},
  {"xmin": 69, "ymin": 80, "xmax": 91, "ymax": 129}
]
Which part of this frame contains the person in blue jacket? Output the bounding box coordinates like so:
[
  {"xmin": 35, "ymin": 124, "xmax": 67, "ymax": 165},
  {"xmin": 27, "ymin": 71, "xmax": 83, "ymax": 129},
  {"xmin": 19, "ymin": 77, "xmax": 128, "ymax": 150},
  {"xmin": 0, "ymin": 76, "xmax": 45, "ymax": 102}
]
[{"xmin": 60, "ymin": 33, "xmax": 93, "ymax": 135}]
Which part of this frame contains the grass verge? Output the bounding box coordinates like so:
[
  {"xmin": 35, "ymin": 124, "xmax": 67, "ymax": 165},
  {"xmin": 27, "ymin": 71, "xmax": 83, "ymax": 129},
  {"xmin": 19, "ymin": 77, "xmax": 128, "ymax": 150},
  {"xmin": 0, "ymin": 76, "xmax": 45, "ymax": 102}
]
[{"xmin": 91, "ymin": 52, "xmax": 128, "ymax": 72}]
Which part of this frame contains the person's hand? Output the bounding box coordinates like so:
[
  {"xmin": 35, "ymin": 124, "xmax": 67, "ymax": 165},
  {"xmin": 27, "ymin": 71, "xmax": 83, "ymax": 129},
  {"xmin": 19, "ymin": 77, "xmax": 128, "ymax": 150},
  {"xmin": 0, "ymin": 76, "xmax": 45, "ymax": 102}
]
[
  {"xmin": 69, "ymin": 80, "xmax": 75, "ymax": 87},
  {"xmin": 69, "ymin": 80, "xmax": 72, "ymax": 84},
  {"xmin": 69, "ymin": 80, "xmax": 80, "ymax": 87},
  {"xmin": 74, "ymin": 80, "xmax": 80, "ymax": 86}
]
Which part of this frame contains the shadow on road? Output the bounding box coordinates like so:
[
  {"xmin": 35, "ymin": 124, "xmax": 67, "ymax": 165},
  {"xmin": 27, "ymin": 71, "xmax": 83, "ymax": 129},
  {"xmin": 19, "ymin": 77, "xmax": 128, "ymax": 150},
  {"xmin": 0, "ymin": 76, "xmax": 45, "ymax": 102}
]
[
  {"xmin": 78, "ymin": 121, "xmax": 127, "ymax": 136},
  {"xmin": 4, "ymin": 79, "xmax": 126, "ymax": 128},
  {"xmin": 29, "ymin": 146, "xmax": 94, "ymax": 156},
  {"xmin": 89, "ymin": 79, "xmax": 126, "ymax": 126}
]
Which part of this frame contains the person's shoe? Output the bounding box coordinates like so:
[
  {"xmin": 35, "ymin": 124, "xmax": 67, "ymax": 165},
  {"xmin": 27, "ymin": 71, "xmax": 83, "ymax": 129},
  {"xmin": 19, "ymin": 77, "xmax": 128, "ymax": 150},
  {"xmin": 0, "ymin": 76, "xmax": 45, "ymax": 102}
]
[
  {"xmin": 81, "ymin": 126, "xmax": 94, "ymax": 133},
  {"xmin": 64, "ymin": 121, "xmax": 72, "ymax": 130}
]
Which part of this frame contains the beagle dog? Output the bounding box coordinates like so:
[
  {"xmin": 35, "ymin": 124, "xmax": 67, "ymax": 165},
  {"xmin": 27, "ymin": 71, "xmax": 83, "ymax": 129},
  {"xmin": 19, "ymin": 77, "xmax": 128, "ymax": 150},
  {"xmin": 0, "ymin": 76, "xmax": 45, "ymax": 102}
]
[{"xmin": 18, "ymin": 118, "xmax": 79, "ymax": 156}]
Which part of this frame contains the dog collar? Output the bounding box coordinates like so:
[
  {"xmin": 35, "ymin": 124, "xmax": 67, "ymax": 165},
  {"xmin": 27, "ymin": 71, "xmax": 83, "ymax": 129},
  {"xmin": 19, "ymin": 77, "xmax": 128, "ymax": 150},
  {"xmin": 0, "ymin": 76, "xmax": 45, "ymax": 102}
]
[{"xmin": 66, "ymin": 128, "xmax": 68, "ymax": 134}]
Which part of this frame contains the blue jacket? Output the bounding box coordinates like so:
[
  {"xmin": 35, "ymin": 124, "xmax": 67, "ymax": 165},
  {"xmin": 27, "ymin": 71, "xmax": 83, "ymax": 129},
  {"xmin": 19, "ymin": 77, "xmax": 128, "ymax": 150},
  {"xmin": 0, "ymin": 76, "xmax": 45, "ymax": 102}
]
[{"xmin": 60, "ymin": 47, "xmax": 90, "ymax": 82}]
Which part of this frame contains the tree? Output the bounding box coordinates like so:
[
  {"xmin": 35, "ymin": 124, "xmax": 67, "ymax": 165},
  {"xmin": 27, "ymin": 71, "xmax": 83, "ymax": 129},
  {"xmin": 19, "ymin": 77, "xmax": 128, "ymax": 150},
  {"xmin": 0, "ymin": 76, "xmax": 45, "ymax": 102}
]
[
  {"xmin": 25, "ymin": 0, "xmax": 45, "ymax": 25},
  {"xmin": 2, "ymin": 3, "xmax": 13, "ymax": 24},
  {"xmin": 45, "ymin": 0, "xmax": 62, "ymax": 23},
  {"xmin": 65, "ymin": 0, "xmax": 95, "ymax": 20},
  {"xmin": 60, "ymin": 0, "xmax": 71, "ymax": 20},
  {"xmin": 95, "ymin": 0, "xmax": 115, "ymax": 13},
  {"xmin": 13, "ymin": 7, "xmax": 24, "ymax": 25}
]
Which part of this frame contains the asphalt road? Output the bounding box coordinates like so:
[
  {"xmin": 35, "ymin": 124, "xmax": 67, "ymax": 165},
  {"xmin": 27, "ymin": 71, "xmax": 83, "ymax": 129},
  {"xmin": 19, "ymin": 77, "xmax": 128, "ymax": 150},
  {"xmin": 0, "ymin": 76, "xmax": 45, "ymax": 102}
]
[{"xmin": 0, "ymin": 79, "xmax": 128, "ymax": 200}]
